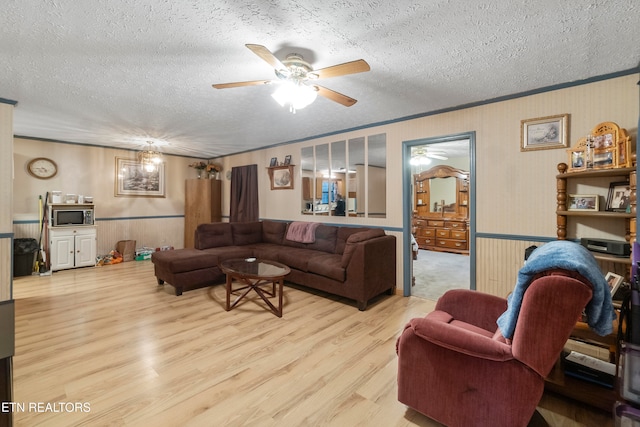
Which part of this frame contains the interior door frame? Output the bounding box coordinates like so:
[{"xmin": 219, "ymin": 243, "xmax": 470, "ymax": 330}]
[{"xmin": 402, "ymin": 132, "xmax": 477, "ymax": 296}]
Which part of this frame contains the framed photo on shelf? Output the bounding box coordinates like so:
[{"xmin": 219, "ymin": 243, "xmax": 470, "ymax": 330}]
[
  {"xmin": 284, "ymin": 154, "xmax": 292, "ymax": 165},
  {"xmin": 565, "ymin": 136, "xmax": 588, "ymax": 172},
  {"xmin": 605, "ymin": 272, "xmax": 624, "ymax": 296},
  {"xmin": 269, "ymin": 157, "xmax": 278, "ymax": 167},
  {"xmin": 606, "ymin": 182, "xmax": 631, "ymax": 212},
  {"xmin": 114, "ymin": 157, "xmax": 165, "ymax": 198},
  {"xmin": 521, "ymin": 114, "xmax": 569, "ymax": 151},
  {"xmin": 567, "ymin": 194, "xmax": 599, "ymax": 211},
  {"xmin": 593, "ymin": 148, "xmax": 616, "ymax": 169}
]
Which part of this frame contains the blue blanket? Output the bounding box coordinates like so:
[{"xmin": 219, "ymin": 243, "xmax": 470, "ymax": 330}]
[{"xmin": 496, "ymin": 240, "xmax": 616, "ymax": 339}]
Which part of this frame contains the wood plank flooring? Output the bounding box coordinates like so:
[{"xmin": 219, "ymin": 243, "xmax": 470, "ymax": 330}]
[{"xmin": 11, "ymin": 261, "xmax": 614, "ymax": 426}]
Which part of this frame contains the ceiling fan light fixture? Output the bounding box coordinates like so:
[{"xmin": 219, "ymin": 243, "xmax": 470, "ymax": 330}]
[
  {"xmin": 271, "ymin": 81, "xmax": 318, "ymax": 113},
  {"xmin": 410, "ymin": 156, "xmax": 431, "ymax": 166}
]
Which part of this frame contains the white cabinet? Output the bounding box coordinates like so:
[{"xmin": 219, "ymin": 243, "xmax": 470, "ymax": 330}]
[{"xmin": 49, "ymin": 226, "xmax": 97, "ymax": 271}]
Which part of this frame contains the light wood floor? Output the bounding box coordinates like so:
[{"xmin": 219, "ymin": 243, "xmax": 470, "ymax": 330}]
[{"xmin": 11, "ymin": 261, "xmax": 613, "ymax": 426}]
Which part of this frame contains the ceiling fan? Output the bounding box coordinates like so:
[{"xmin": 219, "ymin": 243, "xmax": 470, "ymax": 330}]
[
  {"xmin": 212, "ymin": 44, "xmax": 370, "ymax": 109},
  {"xmin": 412, "ymin": 147, "xmax": 449, "ymax": 161}
]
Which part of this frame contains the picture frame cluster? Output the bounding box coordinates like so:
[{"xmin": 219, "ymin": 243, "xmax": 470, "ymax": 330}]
[
  {"xmin": 567, "ymin": 182, "xmax": 631, "ymax": 213},
  {"xmin": 566, "ymin": 122, "xmax": 632, "ymax": 172}
]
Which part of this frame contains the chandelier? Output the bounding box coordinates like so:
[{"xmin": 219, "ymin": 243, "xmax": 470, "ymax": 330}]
[
  {"xmin": 138, "ymin": 141, "xmax": 163, "ymax": 172},
  {"xmin": 271, "ymin": 81, "xmax": 318, "ymax": 113}
]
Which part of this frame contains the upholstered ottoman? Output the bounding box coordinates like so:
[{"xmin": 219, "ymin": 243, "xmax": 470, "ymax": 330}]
[{"xmin": 151, "ymin": 249, "xmax": 224, "ymax": 295}]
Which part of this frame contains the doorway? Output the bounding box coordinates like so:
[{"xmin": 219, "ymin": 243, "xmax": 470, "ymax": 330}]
[{"xmin": 402, "ymin": 132, "xmax": 476, "ymax": 299}]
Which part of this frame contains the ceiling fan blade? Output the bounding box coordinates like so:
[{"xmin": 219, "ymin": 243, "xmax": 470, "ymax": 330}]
[
  {"xmin": 245, "ymin": 44, "xmax": 286, "ymax": 70},
  {"xmin": 426, "ymin": 153, "xmax": 448, "ymax": 160},
  {"xmin": 310, "ymin": 59, "xmax": 370, "ymax": 79},
  {"xmin": 314, "ymin": 85, "xmax": 357, "ymax": 107},
  {"xmin": 212, "ymin": 80, "xmax": 271, "ymax": 89}
]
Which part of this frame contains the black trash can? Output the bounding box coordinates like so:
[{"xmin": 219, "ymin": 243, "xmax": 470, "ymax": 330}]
[{"xmin": 13, "ymin": 238, "xmax": 38, "ymax": 277}]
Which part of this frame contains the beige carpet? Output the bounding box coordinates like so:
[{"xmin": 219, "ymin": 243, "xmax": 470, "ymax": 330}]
[{"xmin": 411, "ymin": 249, "xmax": 470, "ymax": 301}]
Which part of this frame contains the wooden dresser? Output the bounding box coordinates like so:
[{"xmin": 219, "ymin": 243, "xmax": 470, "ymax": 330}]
[
  {"xmin": 413, "ymin": 217, "xmax": 468, "ymax": 254},
  {"xmin": 412, "ymin": 165, "xmax": 469, "ymax": 255}
]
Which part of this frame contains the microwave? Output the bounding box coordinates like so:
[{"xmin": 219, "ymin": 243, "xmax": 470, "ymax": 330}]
[{"xmin": 52, "ymin": 208, "xmax": 94, "ymax": 226}]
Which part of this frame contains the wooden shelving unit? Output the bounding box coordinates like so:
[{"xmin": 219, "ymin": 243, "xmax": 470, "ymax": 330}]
[
  {"xmin": 184, "ymin": 179, "xmax": 222, "ymax": 248},
  {"xmin": 550, "ymin": 159, "xmax": 636, "ymax": 410}
]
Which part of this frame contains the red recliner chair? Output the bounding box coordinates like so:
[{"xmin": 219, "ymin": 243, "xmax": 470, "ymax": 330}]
[{"xmin": 396, "ymin": 269, "xmax": 595, "ymax": 427}]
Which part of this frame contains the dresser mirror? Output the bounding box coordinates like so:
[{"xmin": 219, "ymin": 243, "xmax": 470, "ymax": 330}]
[
  {"xmin": 429, "ymin": 177, "xmax": 457, "ymax": 213},
  {"xmin": 414, "ymin": 165, "xmax": 469, "ymax": 219},
  {"xmin": 301, "ymin": 133, "xmax": 386, "ymax": 218}
]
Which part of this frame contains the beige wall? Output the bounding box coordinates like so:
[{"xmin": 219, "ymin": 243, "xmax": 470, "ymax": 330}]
[
  {"xmin": 11, "ymin": 74, "xmax": 639, "ymax": 298},
  {"xmin": 221, "ymin": 74, "xmax": 638, "ymax": 297},
  {"xmin": 12, "ymin": 140, "xmax": 208, "ymax": 255}
]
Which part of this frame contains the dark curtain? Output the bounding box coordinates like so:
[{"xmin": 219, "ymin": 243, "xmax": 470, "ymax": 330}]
[{"xmin": 230, "ymin": 164, "xmax": 259, "ymax": 222}]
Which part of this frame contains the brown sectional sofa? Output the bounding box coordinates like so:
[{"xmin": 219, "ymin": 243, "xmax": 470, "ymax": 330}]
[{"xmin": 151, "ymin": 220, "xmax": 396, "ymax": 310}]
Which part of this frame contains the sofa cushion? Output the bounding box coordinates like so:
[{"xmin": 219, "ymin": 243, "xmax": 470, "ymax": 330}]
[
  {"xmin": 341, "ymin": 229, "xmax": 386, "ymax": 267},
  {"xmin": 283, "ymin": 224, "xmax": 338, "ymax": 254},
  {"xmin": 278, "ymin": 248, "xmax": 325, "ymax": 272},
  {"xmin": 308, "ymin": 225, "xmax": 338, "ymax": 253},
  {"xmin": 203, "ymin": 246, "xmax": 254, "ymax": 263},
  {"xmin": 335, "ymin": 227, "xmax": 371, "ymax": 254},
  {"xmin": 231, "ymin": 222, "xmax": 263, "ymax": 245},
  {"xmin": 246, "ymin": 243, "xmax": 284, "ymax": 262},
  {"xmin": 307, "ymin": 253, "xmax": 345, "ymax": 282},
  {"xmin": 262, "ymin": 220, "xmax": 287, "ymax": 244},
  {"xmin": 195, "ymin": 223, "xmax": 233, "ymax": 249}
]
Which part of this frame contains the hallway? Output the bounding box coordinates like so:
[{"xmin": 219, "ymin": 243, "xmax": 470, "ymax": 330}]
[{"xmin": 411, "ymin": 249, "xmax": 470, "ymax": 301}]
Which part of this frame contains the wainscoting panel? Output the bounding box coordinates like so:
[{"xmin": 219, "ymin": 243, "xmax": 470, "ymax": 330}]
[
  {"xmin": 13, "ymin": 217, "xmax": 185, "ymax": 261},
  {"xmin": 94, "ymin": 217, "xmax": 184, "ymax": 255},
  {"xmin": 12, "ymin": 223, "xmax": 39, "ymax": 241},
  {"xmin": 476, "ymin": 237, "xmax": 546, "ymax": 298},
  {"xmin": 477, "ymin": 237, "xmax": 629, "ymax": 298}
]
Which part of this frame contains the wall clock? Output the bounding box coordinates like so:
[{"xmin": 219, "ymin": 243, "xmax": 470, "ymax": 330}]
[{"xmin": 27, "ymin": 157, "xmax": 58, "ymax": 179}]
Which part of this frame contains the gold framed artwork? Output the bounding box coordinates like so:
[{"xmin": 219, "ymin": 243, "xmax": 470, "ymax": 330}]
[
  {"xmin": 521, "ymin": 114, "xmax": 569, "ymax": 151},
  {"xmin": 115, "ymin": 157, "xmax": 166, "ymax": 197}
]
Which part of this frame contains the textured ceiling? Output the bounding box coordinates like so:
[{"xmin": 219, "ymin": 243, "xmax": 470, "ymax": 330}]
[{"xmin": 1, "ymin": 0, "xmax": 639, "ymax": 159}]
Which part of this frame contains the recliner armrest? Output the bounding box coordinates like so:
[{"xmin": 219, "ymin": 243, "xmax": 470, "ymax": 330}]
[
  {"xmin": 407, "ymin": 314, "xmax": 513, "ymax": 362},
  {"xmin": 435, "ymin": 289, "xmax": 508, "ymax": 332}
]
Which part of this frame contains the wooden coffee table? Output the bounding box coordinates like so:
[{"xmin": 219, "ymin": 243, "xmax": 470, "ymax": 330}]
[{"xmin": 219, "ymin": 258, "xmax": 290, "ymax": 317}]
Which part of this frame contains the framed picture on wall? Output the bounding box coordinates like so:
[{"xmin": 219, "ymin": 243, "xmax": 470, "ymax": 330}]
[
  {"xmin": 268, "ymin": 165, "xmax": 294, "ymax": 190},
  {"xmin": 521, "ymin": 114, "xmax": 569, "ymax": 151},
  {"xmin": 115, "ymin": 157, "xmax": 166, "ymax": 197}
]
